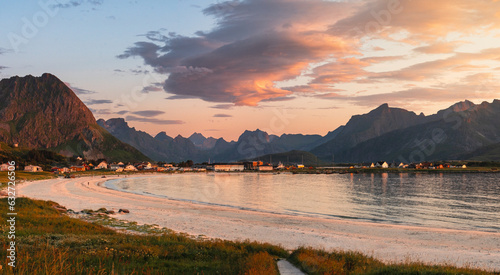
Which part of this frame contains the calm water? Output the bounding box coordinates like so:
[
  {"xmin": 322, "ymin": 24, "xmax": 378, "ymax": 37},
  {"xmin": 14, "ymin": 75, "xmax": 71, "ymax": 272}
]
[{"xmin": 105, "ymin": 173, "xmax": 500, "ymax": 232}]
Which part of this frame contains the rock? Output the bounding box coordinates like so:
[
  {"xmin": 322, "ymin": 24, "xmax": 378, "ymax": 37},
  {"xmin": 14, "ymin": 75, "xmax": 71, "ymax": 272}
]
[
  {"xmin": 118, "ymin": 209, "xmax": 130, "ymax": 214},
  {"xmin": 106, "ymin": 210, "xmax": 115, "ymax": 214}
]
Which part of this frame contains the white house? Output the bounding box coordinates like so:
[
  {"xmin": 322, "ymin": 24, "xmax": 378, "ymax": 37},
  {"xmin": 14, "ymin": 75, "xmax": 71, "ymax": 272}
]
[
  {"xmin": 96, "ymin": 161, "xmax": 108, "ymax": 170},
  {"xmin": 24, "ymin": 165, "xmax": 43, "ymax": 172},
  {"xmin": 0, "ymin": 163, "xmax": 11, "ymax": 171},
  {"xmin": 375, "ymin": 161, "xmax": 389, "ymax": 168},
  {"xmin": 124, "ymin": 165, "xmax": 138, "ymax": 172},
  {"xmin": 370, "ymin": 163, "xmax": 375, "ymax": 168},
  {"xmin": 213, "ymin": 164, "xmax": 244, "ymax": 172}
]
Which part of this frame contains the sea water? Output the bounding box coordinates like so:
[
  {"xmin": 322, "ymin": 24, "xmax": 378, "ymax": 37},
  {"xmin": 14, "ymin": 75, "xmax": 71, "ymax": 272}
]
[{"xmin": 105, "ymin": 172, "xmax": 500, "ymax": 232}]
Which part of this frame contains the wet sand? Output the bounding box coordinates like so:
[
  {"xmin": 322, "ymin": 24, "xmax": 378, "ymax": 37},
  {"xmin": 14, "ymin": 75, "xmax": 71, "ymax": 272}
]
[{"xmin": 18, "ymin": 176, "xmax": 500, "ymax": 271}]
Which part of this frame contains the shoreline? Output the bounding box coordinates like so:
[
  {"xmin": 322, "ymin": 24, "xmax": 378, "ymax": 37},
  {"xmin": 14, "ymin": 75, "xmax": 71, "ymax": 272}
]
[{"xmin": 18, "ymin": 174, "xmax": 500, "ymax": 271}]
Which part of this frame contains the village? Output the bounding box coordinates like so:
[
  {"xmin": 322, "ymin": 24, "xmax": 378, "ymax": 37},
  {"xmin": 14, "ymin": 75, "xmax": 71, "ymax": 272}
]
[{"xmin": 0, "ymin": 159, "xmax": 468, "ymax": 174}]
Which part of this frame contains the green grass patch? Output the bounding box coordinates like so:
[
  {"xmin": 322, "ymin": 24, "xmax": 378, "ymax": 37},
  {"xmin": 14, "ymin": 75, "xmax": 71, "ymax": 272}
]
[{"xmin": 0, "ymin": 171, "xmax": 56, "ymax": 189}]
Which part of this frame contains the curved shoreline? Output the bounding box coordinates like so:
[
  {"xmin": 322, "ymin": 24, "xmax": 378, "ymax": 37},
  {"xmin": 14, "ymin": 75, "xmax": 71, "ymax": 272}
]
[{"xmin": 18, "ymin": 175, "xmax": 500, "ymax": 271}]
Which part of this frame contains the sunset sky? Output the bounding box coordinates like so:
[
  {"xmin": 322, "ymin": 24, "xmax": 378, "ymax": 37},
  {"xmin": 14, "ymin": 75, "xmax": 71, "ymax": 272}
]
[{"xmin": 2, "ymin": 0, "xmax": 500, "ymax": 141}]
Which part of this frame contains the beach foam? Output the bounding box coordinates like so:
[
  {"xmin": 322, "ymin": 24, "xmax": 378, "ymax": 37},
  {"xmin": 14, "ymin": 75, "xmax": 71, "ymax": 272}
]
[{"xmin": 18, "ymin": 175, "xmax": 500, "ymax": 271}]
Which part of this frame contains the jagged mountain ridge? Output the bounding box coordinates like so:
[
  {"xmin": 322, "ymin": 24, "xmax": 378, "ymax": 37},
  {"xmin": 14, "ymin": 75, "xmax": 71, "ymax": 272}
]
[
  {"xmin": 0, "ymin": 74, "xmax": 149, "ymax": 161},
  {"xmin": 312, "ymin": 100, "xmax": 500, "ymax": 162}
]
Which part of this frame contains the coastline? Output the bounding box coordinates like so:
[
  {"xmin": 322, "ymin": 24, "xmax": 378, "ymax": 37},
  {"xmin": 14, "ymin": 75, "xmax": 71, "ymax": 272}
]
[{"xmin": 18, "ymin": 174, "xmax": 500, "ymax": 271}]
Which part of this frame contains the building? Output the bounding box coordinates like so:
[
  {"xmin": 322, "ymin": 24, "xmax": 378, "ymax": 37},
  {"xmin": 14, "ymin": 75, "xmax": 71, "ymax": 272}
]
[
  {"xmin": 124, "ymin": 165, "xmax": 138, "ymax": 172},
  {"xmin": 96, "ymin": 161, "xmax": 108, "ymax": 170},
  {"xmin": 213, "ymin": 163, "xmax": 244, "ymax": 172},
  {"xmin": 244, "ymin": 161, "xmax": 264, "ymax": 170},
  {"xmin": 258, "ymin": 165, "xmax": 273, "ymax": 171},
  {"xmin": 24, "ymin": 165, "xmax": 43, "ymax": 172},
  {"xmin": 70, "ymin": 166, "xmax": 86, "ymax": 172}
]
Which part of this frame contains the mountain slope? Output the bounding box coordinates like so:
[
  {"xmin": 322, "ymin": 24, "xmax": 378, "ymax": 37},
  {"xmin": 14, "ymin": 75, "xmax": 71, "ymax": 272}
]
[
  {"xmin": 0, "ymin": 74, "xmax": 149, "ymax": 162},
  {"xmin": 310, "ymin": 103, "xmax": 427, "ymax": 160}
]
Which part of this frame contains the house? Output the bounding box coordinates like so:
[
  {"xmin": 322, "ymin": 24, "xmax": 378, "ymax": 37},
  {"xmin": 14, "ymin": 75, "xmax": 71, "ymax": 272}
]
[
  {"xmin": 258, "ymin": 165, "xmax": 273, "ymax": 171},
  {"xmin": 24, "ymin": 165, "xmax": 43, "ymax": 172},
  {"xmin": 213, "ymin": 163, "xmax": 244, "ymax": 172},
  {"xmin": 296, "ymin": 164, "xmax": 305, "ymax": 169},
  {"xmin": 70, "ymin": 166, "xmax": 86, "ymax": 172},
  {"xmin": 96, "ymin": 161, "xmax": 108, "ymax": 170},
  {"xmin": 375, "ymin": 161, "xmax": 389, "ymax": 168},
  {"xmin": 124, "ymin": 165, "xmax": 138, "ymax": 172},
  {"xmin": 276, "ymin": 162, "xmax": 285, "ymax": 170},
  {"xmin": 462, "ymin": 164, "xmax": 467, "ymax": 169},
  {"xmin": 0, "ymin": 163, "xmax": 11, "ymax": 171},
  {"xmin": 398, "ymin": 163, "xmax": 408, "ymax": 168},
  {"xmin": 370, "ymin": 163, "xmax": 375, "ymax": 168},
  {"xmin": 109, "ymin": 164, "xmax": 121, "ymax": 171}
]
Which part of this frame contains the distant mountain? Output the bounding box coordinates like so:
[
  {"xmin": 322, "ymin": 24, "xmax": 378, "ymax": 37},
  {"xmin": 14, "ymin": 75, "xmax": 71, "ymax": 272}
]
[
  {"xmin": 212, "ymin": 129, "xmax": 326, "ymax": 162},
  {"xmin": 311, "ymin": 100, "xmax": 500, "ymax": 162},
  {"xmin": 98, "ymin": 118, "xmax": 206, "ymax": 162},
  {"xmin": 0, "ymin": 74, "xmax": 149, "ymax": 162},
  {"xmin": 188, "ymin": 132, "xmax": 219, "ymax": 150}
]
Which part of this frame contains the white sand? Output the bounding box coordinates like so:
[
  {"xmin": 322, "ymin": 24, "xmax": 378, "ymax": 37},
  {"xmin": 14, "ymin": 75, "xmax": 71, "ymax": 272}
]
[{"xmin": 18, "ymin": 175, "xmax": 500, "ymax": 271}]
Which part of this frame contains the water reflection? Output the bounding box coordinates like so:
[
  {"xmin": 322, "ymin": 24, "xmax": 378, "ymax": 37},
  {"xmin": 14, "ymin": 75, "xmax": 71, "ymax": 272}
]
[{"xmin": 107, "ymin": 172, "xmax": 500, "ymax": 232}]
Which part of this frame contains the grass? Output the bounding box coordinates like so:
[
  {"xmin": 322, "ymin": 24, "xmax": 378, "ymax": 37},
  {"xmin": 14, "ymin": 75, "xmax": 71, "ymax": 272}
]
[
  {"xmin": 288, "ymin": 247, "xmax": 498, "ymax": 275},
  {"xmin": 0, "ymin": 198, "xmax": 286, "ymax": 274}
]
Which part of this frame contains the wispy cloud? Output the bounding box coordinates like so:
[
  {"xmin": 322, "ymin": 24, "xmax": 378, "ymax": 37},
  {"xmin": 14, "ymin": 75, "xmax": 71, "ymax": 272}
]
[
  {"xmin": 84, "ymin": 99, "xmax": 113, "ymax": 105},
  {"xmin": 131, "ymin": 110, "xmax": 165, "ymax": 117},
  {"xmin": 125, "ymin": 115, "xmax": 184, "ymax": 125},
  {"xmin": 51, "ymin": 0, "xmax": 103, "ymax": 9},
  {"xmin": 213, "ymin": 114, "xmax": 232, "ymax": 118},
  {"xmin": 65, "ymin": 82, "xmax": 96, "ymax": 95},
  {"xmin": 210, "ymin": 104, "xmax": 233, "ymax": 109}
]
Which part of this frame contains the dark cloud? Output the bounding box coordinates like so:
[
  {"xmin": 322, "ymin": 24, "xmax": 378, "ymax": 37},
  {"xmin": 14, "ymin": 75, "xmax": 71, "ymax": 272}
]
[
  {"xmin": 125, "ymin": 115, "xmax": 184, "ymax": 125},
  {"xmin": 119, "ymin": 0, "xmax": 356, "ymax": 106},
  {"xmin": 116, "ymin": 110, "xmax": 129, "ymax": 115},
  {"xmin": 213, "ymin": 114, "xmax": 232, "ymax": 118},
  {"xmin": 131, "ymin": 110, "xmax": 165, "ymax": 117},
  {"xmin": 141, "ymin": 83, "xmax": 163, "ymax": 93},
  {"xmin": 84, "ymin": 99, "xmax": 113, "ymax": 105}
]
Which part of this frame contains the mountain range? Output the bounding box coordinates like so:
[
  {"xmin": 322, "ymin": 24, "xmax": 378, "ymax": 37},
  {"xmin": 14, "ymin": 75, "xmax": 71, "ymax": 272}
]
[{"xmin": 1, "ymin": 73, "xmax": 499, "ymax": 163}]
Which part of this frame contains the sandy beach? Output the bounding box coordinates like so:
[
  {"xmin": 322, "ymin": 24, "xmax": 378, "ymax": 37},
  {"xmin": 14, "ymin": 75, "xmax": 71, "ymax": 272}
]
[{"xmin": 18, "ymin": 175, "xmax": 500, "ymax": 271}]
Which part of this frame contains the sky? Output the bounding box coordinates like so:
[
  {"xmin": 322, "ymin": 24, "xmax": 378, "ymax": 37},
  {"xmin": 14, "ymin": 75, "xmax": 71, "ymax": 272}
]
[{"xmin": 1, "ymin": 0, "xmax": 500, "ymax": 141}]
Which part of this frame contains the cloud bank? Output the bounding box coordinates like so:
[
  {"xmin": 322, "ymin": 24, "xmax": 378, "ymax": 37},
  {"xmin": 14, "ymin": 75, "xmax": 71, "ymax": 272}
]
[{"xmin": 119, "ymin": 0, "xmax": 500, "ymax": 107}]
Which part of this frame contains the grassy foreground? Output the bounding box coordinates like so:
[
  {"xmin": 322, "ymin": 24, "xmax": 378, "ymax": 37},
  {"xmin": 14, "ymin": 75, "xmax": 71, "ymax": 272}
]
[{"xmin": 0, "ymin": 198, "xmax": 497, "ymax": 274}]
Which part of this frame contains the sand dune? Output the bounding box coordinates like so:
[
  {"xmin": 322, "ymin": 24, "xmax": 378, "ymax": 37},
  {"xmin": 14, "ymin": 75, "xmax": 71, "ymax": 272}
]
[{"xmin": 18, "ymin": 175, "xmax": 500, "ymax": 271}]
